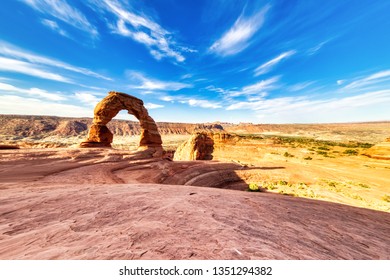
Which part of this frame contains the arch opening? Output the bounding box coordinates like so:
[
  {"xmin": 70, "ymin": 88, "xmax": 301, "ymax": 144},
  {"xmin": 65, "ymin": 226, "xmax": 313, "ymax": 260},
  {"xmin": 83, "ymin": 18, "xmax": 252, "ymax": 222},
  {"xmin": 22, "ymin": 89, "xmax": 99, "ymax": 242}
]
[{"xmin": 80, "ymin": 91, "xmax": 163, "ymax": 151}]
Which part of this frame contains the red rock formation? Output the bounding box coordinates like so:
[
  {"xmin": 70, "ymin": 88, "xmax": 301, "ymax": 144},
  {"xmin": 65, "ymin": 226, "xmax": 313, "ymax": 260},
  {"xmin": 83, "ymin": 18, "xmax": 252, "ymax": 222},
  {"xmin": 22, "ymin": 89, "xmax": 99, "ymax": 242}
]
[
  {"xmin": 80, "ymin": 92, "xmax": 163, "ymax": 151},
  {"xmin": 174, "ymin": 132, "xmax": 237, "ymax": 161}
]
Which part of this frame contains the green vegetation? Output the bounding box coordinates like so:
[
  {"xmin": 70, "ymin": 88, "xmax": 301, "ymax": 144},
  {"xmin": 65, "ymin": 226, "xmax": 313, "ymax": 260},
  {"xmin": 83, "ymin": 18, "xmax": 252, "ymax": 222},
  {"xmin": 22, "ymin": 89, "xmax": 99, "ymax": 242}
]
[
  {"xmin": 343, "ymin": 149, "xmax": 358, "ymax": 155},
  {"xmin": 278, "ymin": 180, "xmax": 288, "ymax": 185},
  {"xmin": 260, "ymin": 135, "xmax": 374, "ymax": 149},
  {"xmin": 382, "ymin": 195, "xmax": 390, "ymax": 203},
  {"xmin": 283, "ymin": 152, "xmax": 294, "ymax": 157},
  {"xmin": 248, "ymin": 183, "xmax": 261, "ymax": 192},
  {"xmin": 358, "ymin": 183, "xmax": 370, "ymax": 189},
  {"xmin": 316, "ymin": 151, "xmax": 328, "ymax": 156},
  {"xmin": 317, "ymin": 146, "xmax": 330, "ymax": 150}
]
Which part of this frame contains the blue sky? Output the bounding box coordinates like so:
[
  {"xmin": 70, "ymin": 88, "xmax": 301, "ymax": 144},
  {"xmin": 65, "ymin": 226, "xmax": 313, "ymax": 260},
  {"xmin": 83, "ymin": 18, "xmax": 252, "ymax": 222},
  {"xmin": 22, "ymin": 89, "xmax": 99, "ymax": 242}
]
[{"xmin": 0, "ymin": 0, "xmax": 390, "ymax": 123}]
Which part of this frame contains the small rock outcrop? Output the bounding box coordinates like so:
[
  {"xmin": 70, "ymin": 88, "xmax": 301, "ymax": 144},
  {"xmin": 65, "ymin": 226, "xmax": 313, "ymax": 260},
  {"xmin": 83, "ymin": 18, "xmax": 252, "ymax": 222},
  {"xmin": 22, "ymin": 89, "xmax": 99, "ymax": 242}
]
[
  {"xmin": 173, "ymin": 132, "xmax": 236, "ymax": 161},
  {"xmin": 80, "ymin": 91, "xmax": 163, "ymax": 152},
  {"xmin": 364, "ymin": 138, "xmax": 390, "ymax": 160}
]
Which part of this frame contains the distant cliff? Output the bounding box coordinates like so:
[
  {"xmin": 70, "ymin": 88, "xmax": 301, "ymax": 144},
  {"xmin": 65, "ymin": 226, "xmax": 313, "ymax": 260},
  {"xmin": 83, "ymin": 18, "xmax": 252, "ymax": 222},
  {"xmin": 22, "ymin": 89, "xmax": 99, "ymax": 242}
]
[{"xmin": 0, "ymin": 114, "xmax": 224, "ymax": 138}]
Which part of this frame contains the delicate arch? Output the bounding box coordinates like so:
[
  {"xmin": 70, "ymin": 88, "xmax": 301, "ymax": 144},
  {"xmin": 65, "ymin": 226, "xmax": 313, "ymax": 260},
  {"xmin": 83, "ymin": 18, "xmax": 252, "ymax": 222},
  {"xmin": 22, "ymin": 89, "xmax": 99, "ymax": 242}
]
[{"xmin": 80, "ymin": 91, "xmax": 162, "ymax": 149}]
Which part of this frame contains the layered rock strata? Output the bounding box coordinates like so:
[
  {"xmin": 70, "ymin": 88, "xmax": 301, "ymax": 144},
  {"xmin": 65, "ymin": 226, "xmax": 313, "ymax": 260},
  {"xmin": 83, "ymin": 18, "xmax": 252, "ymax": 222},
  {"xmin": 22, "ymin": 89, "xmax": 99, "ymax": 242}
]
[{"xmin": 80, "ymin": 91, "xmax": 163, "ymax": 152}]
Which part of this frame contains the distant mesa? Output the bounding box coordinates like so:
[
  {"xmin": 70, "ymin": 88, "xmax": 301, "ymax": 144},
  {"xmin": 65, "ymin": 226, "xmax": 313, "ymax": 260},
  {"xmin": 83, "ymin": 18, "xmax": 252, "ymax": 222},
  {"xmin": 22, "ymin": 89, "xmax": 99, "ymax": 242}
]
[{"xmin": 80, "ymin": 91, "xmax": 163, "ymax": 154}]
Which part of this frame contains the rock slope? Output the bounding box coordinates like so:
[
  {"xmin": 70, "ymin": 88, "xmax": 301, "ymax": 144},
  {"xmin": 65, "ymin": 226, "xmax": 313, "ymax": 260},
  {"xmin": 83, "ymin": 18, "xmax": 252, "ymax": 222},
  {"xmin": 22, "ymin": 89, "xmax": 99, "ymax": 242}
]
[{"xmin": 0, "ymin": 148, "xmax": 389, "ymax": 260}]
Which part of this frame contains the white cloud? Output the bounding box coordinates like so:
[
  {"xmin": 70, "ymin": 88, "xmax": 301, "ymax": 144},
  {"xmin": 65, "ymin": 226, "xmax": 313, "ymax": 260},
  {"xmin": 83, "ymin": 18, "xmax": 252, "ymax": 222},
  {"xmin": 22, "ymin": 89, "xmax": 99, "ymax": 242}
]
[
  {"xmin": 74, "ymin": 92, "xmax": 102, "ymax": 106},
  {"xmin": 160, "ymin": 96, "xmax": 175, "ymax": 102},
  {"xmin": 145, "ymin": 102, "xmax": 164, "ymax": 109},
  {"xmin": 0, "ymin": 82, "xmax": 67, "ymax": 101},
  {"xmin": 90, "ymin": 0, "xmax": 186, "ymax": 62},
  {"xmin": 343, "ymin": 70, "xmax": 390, "ymax": 90},
  {"xmin": 0, "ymin": 95, "xmax": 92, "ymax": 117},
  {"xmin": 337, "ymin": 80, "xmax": 345, "ymax": 85},
  {"xmin": 0, "ymin": 57, "xmax": 71, "ymax": 83},
  {"xmin": 254, "ymin": 50, "xmax": 296, "ymax": 76},
  {"xmin": 229, "ymin": 76, "xmax": 280, "ymax": 97},
  {"xmin": 227, "ymin": 90, "xmax": 390, "ymax": 116},
  {"xmin": 129, "ymin": 72, "xmax": 192, "ymax": 91},
  {"xmin": 307, "ymin": 39, "xmax": 331, "ymax": 55},
  {"xmin": 21, "ymin": 0, "xmax": 98, "ymax": 37},
  {"xmin": 41, "ymin": 19, "xmax": 70, "ymax": 38},
  {"xmin": 180, "ymin": 99, "xmax": 222, "ymax": 109},
  {"xmin": 288, "ymin": 81, "xmax": 315, "ymax": 91},
  {"xmin": 0, "ymin": 41, "xmax": 112, "ymax": 81},
  {"xmin": 209, "ymin": 5, "xmax": 270, "ymax": 56}
]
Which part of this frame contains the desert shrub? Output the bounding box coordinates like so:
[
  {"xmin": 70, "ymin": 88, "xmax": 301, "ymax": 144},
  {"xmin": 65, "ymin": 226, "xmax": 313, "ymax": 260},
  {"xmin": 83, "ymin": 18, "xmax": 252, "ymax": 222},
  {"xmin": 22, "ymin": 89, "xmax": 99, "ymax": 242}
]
[
  {"xmin": 382, "ymin": 195, "xmax": 390, "ymax": 202},
  {"xmin": 303, "ymin": 156, "xmax": 312, "ymax": 160},
  {"xmin": 343, "ymin": 149, "xmax": 358, "ymax": 155},
  {"xmin": 317, "ymin": 146, "xmax": 330, "ymax": 151},
  {"xmin": 248, "ymin": 183, "xmax": 260, "ymax": 192},
  {"xmin": 278, "ymin": 180, "xmax": 288, "ymax": 185},
  {"xmin": 263, "ymin": 182, "xmax": 277, "ymax": 190},
  {"xmin": 327, "ymin": 181, "xmax": 337, "ymax": 187},
  {"xmin": 358, "ymin": 183, "xmax": 370, "ymax": 188},
  {"xmin": 283, "ymin": 152, "xmax": 294, "ymax": 157},
  {"xmin": 317, "ymin": 151, "xmax": 328, "ymax": 156}
]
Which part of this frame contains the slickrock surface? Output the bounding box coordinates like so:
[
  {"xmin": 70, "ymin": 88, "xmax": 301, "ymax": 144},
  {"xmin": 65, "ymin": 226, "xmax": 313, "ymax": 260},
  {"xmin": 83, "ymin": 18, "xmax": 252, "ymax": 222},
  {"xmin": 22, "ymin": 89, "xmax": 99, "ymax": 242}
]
[{"xmin": 0, "ymin": 148, "xmax": 389, "ymax": 259}]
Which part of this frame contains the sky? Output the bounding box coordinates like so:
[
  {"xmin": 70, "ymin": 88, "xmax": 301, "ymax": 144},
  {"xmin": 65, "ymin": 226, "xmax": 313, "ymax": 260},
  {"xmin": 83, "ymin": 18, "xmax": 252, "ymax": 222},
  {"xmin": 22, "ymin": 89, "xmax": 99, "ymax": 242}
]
[{"xmin": 0, "ymin": 0, "xmax": 390, "ymax": 124}]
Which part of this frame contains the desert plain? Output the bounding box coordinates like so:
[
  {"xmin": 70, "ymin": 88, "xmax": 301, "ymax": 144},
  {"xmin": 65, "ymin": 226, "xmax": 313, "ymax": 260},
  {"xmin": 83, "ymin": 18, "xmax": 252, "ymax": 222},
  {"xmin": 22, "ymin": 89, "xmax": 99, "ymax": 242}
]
[{"xmin": 0, "ymin": 114, "xmax": 389, "ymax": 259}]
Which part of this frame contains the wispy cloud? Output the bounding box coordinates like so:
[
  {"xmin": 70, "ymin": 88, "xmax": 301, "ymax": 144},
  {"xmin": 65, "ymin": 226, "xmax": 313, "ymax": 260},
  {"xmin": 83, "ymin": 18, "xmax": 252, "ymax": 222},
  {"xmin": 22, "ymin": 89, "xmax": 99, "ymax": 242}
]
[
  {"xmin": 254, "ymin": 50, "xmax": 296, "ymax": 76},
  {"xmin": 41, "ymin": 19, "xmax": 70, "ymax": 38},
  {"xmin": 89, "ymin": 0, "xmax": 187, "ymax": 62},
  {"xmin": 21, "ymin": 0, "xmax": 98, "ymax": 37},
  {"xmin": 0, "ymin": 57, "xmax": 71, "ymax": 83},
  {"xmin": 179, "ymin": 99, "xmax": 222, "ymax": 109},
  {"xmin": 0, "ymin": 95, "xmax": 91, "ymax": 117},
  {"xmin": 229, "ymin": 76, "xmax": 280, "ymax": 97},
  {"xmin": 128, "ymin": 72, "xmax": 192, "ymax": 91},
  {"xmin": 343, "ymin": 70, "xmax": 390, "ymax": 90},
  {"xmin": 288, "ymin": 81, "xmax": 315, "ymax": 92},
  {"xmin": 209, "ymin": 5, "xmax": 270, "ymax": 56},
  {"xmin": 145, "ymin": 102, "xmax": 164, "ymax": 109},
  {"xmin": 227, "ymin": 90, "xmax": 390, "ymax": 115},
  {"xmin": 0, "ymin": 41, "xmax": 112, "ymax": 81},
  {"xmin": 307, "ymin": 39, "xmax": 331, "ymax": 55},
  {"xmin": 0, "ymin": 82, "xmax": 67, "ymax": 101},
  {"xmin": 74, "ymin": 91, "xmax": 102, "ymax": 106}
]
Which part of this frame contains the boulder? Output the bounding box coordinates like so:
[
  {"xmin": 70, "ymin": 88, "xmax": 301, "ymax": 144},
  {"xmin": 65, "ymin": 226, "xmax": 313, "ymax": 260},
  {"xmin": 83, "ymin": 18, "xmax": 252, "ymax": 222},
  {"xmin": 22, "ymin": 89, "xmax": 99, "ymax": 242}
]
[{"xmin": 173, "ymin": 132, "xmax": 236, "ymax": 161}]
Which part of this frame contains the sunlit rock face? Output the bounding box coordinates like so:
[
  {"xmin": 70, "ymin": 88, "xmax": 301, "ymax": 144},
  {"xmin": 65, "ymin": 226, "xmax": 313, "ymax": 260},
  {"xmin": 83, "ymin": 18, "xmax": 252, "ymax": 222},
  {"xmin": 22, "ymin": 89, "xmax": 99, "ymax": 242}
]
[{"xmin": 80, "ymin": 91, "xmax": 163, "ymax": 151}]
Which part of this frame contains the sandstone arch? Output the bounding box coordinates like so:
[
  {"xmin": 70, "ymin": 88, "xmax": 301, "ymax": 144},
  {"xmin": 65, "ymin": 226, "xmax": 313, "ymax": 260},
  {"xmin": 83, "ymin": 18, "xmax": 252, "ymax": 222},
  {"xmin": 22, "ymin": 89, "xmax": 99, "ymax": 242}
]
[{"xmin": 80, "ymin": 91, "xmax": 163, "ymax": 151}]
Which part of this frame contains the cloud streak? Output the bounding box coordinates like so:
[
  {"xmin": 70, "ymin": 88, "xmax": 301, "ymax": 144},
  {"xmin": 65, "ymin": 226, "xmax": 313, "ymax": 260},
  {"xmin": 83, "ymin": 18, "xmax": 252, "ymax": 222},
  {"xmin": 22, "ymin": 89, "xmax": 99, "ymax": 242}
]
[
  {"xmin": 343, "ymin": 70, "xmax": 390, "ymax": 90},
  {"xmin": 0, "ymin": 41, "xmax": 112, "ymax": 81},
  {"xmin": 129, "ymin": 72, "xmax": 192, "ymax": 91},
  {"xmin": 0, "ymin": 82, "xmax": 67, "ymax": 101},
  {"xmin": 0, "ymin": 94, "xmax": 91, "ymax": 117},
  {"xmin": 21, "ymin": 0, "xmax": 98, "ymax": 37},
  {"xmin": 254, "ymin": 50, "xmax": 296, "ymax": 76},
  {"xmin": 227, "ymin": 90, "xmax": 390, "ymax": 114},
  {"xmin": 89, "ymin": 0, "xmax": 188, "ymax": 62},
  {"xmin": 0, "ymin": 57, "xmax": 71, "ymax": 83},
  {"xmin": 41, "ymin": 19, "xmax": 71, "ymax": 38},
  {"xmin": 209, "ymin": 5, "xmax": 270, "ymax": 56}
]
